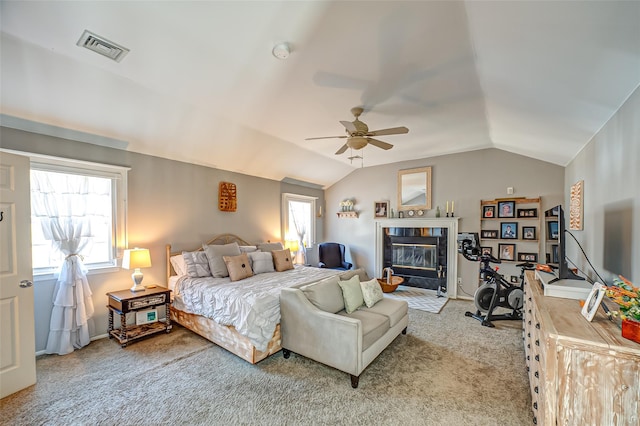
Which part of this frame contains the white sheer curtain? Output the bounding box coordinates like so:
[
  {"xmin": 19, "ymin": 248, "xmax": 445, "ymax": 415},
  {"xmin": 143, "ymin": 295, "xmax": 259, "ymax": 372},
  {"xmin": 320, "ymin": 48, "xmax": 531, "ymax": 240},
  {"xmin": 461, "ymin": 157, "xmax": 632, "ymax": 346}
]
[{"xmin": 31, "ymin": 170, "xmax": 105, "ymax": 355}]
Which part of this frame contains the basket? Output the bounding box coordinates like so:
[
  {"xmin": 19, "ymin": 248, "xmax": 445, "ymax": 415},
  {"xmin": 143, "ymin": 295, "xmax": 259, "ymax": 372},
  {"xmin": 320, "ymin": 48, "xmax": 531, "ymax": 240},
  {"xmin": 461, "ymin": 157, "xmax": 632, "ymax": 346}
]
[{"xmin": 377, "ymin": 276, "xmax": 404, "ymax": 293}]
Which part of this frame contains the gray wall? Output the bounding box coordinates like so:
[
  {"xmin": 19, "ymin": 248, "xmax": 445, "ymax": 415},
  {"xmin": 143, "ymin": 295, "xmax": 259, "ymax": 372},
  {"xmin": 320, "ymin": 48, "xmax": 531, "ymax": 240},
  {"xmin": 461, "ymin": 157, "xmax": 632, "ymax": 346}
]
[
  {"xmin": 565, "ymin": 86, "xmax": 640, "ymax": 283},
  {"xmin": 324, "ymin": 148, "xmax": 565, "ymax": 298},
  {"xmin": 0, "ymin": 127, "xmax": 324, "ymax": 352}
]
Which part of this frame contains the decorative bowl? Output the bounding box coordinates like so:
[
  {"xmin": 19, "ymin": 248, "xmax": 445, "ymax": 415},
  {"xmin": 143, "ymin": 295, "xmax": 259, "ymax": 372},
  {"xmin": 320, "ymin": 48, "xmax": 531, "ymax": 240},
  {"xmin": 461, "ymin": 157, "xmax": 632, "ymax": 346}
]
[{"xmin": 377, "ymin": 276, "xmax": 404, "ymax": 293}]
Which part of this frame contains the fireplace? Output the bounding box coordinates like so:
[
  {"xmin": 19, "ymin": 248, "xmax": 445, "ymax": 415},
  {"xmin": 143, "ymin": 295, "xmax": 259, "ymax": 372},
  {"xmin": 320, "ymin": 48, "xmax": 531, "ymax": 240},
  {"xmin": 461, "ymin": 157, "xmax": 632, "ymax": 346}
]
[{"xmin": 375, "ymin": 218, "xmax": 459, "ymax": 298}]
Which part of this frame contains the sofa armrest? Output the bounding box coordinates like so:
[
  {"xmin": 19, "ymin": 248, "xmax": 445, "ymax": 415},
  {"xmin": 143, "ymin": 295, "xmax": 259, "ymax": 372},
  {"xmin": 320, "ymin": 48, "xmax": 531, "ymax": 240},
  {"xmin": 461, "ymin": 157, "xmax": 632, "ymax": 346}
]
[{"xmin": 280, "ymin": 288, "xmax": 363, "ymax": 375}]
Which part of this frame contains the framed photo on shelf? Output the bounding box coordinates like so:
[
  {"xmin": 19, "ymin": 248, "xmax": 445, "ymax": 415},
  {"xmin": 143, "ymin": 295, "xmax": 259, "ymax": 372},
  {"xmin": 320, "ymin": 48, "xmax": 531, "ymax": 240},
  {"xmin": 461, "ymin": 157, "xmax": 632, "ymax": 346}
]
[
  {"xmin": 547, "ymin": 221, "xmax": 559, "ymax": 239},
  {"xmin": 517, "ymin": 208, "xmax": 538, "ymax": 218},
  {"xmin": 510, "ymin": 276, "xmax": 519, "ymax": 284},
  {"xmin": 374, "ymin": 200, "xmax": 390, "ymax": 218},
  {"xmin": 499, "ymin": 243, "xmax": 516, "ymax": 261},
  {"xmin": 517, "ymin": 252, "xmax": 538, "ymax": 262},
  {"xmin": 545, "ymin": 205, "xmax": 560, "ymax": 217},
  {"xmin": 551, "ymin": 244, "xmax": 559, "ymax": 263},
  {"xmin": 482, "ymin": 205, "xmax": 496, "ymax": 218},
  {"xmin": 481, "ymin": 246, "xmax": 493, "ymax": 256},
  {"xmin": 581, "ymin": 282, "xmax": 606, "ymax": 322},
  {"xmin": 497, "ymin": 201, "xmax": 516, "ymax": 218},
  {"xmin": 500, "ymin": 222, "xmax": 518, "ymax": 239},
  {"xmin": 522, "ymin": 226, "xmax": 536, "ymax": 240},
  {"xmin": 481, "ymin": 230, "xmax": 498, "ymax": 239}
]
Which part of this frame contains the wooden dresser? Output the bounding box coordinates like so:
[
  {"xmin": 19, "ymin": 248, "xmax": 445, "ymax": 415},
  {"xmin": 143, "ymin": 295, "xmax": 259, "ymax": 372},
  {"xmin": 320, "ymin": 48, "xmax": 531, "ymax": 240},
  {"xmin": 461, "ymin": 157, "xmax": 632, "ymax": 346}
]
[{"xmin": 523, "ymin": 271, "xmax": 639, "ymax": 425}]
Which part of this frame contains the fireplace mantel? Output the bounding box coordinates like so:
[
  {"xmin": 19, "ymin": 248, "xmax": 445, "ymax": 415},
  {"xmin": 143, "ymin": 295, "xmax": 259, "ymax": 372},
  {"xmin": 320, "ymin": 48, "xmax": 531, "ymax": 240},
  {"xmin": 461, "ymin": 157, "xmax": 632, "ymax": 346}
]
[{"xmin": 375, "ymin": 218, "xmax": 459, "ymax": 299}]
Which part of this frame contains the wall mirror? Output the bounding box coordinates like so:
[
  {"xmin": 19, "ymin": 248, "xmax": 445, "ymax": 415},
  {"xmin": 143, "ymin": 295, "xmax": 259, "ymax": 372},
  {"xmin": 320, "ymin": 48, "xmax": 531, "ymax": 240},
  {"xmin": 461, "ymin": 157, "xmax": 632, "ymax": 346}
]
[{"xmin": 397, "ymin": 166, "xmax": 432, "ymax": 211}]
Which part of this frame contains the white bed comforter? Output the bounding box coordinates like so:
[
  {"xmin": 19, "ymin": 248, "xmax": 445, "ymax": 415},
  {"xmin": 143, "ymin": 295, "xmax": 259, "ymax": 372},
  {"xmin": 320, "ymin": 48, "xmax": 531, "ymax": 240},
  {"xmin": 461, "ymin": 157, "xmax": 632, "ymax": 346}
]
[{"xmin": 173, "ymin": 266, "xmax": 344, "ymax": 351}]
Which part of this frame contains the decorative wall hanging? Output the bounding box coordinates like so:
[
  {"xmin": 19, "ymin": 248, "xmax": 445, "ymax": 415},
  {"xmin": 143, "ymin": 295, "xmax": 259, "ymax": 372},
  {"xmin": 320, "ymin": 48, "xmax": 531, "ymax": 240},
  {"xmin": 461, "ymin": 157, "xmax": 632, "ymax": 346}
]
[
  {"xmin": 570, "ymin": 180, "xmax": 583, "ymax": 230},
  {"xmin": 218, "ymin": 181, "xmax": 237, "ymax": 212}
]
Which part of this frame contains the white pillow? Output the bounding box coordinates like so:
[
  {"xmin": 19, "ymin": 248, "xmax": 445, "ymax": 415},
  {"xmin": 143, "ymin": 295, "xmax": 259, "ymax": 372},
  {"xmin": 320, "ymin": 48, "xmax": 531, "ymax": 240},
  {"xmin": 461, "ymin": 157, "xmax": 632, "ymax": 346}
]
[
  {"xmin": 239, "ymin": 245, "xmax": 259, "ymax": 253},
  {"xmin": 257, "ymin": 242, "xmax": 284, "ymax": 252},
  {"xmin": 203, "ymin": 242, "xmax": 241, "ymax": 278},
  {"xmin": 360, "ymin": 278, "xmax": 384, "ymax": 308},
  {"xmin": 170, "ymin": 254, "xmax": 187, "ymax": 276},
  {"xmin": 248, "ymin": 251, "xmax": 275, "ymax": 274},
  {"xmin": 182, "ymin": 251, "xmax": 211, "ymax": 278}
]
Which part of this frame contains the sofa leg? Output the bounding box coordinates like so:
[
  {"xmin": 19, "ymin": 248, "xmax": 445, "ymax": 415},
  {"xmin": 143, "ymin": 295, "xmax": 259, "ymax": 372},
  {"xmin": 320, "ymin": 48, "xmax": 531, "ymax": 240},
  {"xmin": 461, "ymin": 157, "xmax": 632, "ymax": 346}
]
[
  {"xmin": 350, "ymin": 375, "xmax": 359, "ymax": 388},
  {"xmin": 402, "ymin": 327, "xmax": 407, "ymax": 335},
  {"xmin": 282, "ymin": 348, "xmax": 291, "ymax": 359}
]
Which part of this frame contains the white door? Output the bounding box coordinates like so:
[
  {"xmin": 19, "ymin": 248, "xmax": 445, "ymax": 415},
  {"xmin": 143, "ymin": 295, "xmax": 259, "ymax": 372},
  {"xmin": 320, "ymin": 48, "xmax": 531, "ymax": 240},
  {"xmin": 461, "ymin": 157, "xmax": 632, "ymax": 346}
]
[{"xmin": 0, "ymin": 151, "xmax": 36, "ymax": 398}]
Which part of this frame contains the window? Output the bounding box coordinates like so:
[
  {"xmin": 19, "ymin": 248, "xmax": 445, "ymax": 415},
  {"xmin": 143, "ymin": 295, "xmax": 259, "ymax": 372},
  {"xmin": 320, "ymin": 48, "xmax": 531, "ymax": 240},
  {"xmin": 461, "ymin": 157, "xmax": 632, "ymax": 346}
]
[
  {"xmin": 282, "ymin": 193, "xmax": 316, "ymax": 250},
  {"xmin": 30, "ymin": 155, "xmax": 128, "ymax": 277}
]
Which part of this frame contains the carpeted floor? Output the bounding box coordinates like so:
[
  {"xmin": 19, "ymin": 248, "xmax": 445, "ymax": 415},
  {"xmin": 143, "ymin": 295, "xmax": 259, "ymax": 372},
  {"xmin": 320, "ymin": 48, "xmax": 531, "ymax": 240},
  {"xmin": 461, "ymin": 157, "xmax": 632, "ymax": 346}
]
[
  {"xmin": 1, "ymin": 299, "xmax": 533, "ymax": 425},
  {"xmin": 383, "ymin": 285, "xmax": 449, "ymax": 313}
]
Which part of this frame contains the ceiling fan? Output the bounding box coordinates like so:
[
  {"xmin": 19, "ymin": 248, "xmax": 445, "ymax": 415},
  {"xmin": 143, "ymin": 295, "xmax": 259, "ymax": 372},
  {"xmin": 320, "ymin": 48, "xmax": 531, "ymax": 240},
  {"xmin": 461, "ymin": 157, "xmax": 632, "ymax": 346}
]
[{"xmin": 306, "ymin": 107, "xmax": 409, "ymax": 155}]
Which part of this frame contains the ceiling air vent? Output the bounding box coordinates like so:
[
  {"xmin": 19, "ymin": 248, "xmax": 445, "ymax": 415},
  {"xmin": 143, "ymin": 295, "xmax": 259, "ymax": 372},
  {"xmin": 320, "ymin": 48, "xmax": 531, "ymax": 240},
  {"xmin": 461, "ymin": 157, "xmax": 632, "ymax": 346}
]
[{"xmin": 76, "ymin": 30, "xmax": 129, "ymax": 62}]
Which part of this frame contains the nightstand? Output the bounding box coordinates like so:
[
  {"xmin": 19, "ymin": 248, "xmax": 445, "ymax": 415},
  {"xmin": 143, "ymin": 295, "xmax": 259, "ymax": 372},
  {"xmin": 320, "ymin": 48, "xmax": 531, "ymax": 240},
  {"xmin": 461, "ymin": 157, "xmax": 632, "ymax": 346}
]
[{"xmin": 107, "ymin": 286, "xmax": 172, "ymax": 347}]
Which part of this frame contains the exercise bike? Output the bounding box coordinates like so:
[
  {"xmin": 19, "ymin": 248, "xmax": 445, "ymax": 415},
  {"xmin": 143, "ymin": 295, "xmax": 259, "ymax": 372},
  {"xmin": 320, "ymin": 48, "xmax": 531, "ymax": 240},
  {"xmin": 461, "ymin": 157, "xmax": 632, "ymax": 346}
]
[{"xmin": 459, "ymin": 236, "xmax": 535, "ymax": 327}]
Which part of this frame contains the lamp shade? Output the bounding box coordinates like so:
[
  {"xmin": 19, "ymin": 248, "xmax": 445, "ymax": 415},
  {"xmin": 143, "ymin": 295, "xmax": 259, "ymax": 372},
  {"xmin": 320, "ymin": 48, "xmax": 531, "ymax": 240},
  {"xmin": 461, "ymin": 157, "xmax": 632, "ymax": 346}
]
[
  {"xmin": 285, "ymin": 240, "xmax": 299, "ymax": 253},
  {"xmin": 122, "ymin": 248, "xmax": 152, "ymax": 270}
]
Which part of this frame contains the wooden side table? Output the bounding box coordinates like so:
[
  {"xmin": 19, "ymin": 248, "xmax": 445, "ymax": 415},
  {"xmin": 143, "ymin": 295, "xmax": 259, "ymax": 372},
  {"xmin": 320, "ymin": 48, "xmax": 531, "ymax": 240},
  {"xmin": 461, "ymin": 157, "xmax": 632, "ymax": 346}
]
[{"xmin": 107, "ymin": 286, "xmax": 172, "ymax": 348}]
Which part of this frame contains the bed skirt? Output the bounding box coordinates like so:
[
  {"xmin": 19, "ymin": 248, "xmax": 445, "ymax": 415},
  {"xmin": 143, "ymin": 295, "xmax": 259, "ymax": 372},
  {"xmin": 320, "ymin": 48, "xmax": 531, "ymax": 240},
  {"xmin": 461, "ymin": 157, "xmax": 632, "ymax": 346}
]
[{"xmin": 169, "ymin": 306, "xmax": 281, "ymax": 364}]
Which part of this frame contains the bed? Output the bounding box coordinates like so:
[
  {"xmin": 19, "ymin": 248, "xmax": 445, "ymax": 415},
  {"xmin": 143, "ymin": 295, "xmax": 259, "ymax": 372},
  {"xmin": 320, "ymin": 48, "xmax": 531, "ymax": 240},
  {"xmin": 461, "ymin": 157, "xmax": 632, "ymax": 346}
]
[{"xmin": 166, "ymin": 234, "xmax": 353, "ymax": 364}]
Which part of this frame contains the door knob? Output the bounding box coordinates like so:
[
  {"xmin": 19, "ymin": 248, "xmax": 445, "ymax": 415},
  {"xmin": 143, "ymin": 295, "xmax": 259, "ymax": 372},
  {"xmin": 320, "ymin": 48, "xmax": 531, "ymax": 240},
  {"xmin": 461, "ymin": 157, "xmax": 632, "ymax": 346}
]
[{"xmin": 19, "ymin": 280, "xmax": 33, "ymax": 288}]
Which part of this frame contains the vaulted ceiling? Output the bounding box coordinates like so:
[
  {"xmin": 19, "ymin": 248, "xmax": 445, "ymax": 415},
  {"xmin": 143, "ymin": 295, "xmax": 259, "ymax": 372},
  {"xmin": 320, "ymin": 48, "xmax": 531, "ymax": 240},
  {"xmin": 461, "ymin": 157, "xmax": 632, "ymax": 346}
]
[{"xmin": 1, "ymin": 1, "xmax": 639, "ymax": 188}]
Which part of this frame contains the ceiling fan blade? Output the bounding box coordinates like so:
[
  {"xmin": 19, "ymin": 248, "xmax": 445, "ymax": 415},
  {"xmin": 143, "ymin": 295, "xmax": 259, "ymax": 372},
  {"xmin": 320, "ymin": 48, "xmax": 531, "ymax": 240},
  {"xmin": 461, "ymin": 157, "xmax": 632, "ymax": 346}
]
[
  {"xmin": 367, "ymin": 138, "xmax": 394, "ymax": 150},
  {"xmin": 367, "ymin": 126, "xmax": 409, "ymax": 137},
  {"xmin": 340, "ymin": 120, "xmax": 357, "ymax": 133},
  {"xmin": 335, "ymin": 144, "xmax": 349, "ymax": 155},
  {"xmin": 305, "ymin": 135, "xmax": 348, "ymax": 140}
]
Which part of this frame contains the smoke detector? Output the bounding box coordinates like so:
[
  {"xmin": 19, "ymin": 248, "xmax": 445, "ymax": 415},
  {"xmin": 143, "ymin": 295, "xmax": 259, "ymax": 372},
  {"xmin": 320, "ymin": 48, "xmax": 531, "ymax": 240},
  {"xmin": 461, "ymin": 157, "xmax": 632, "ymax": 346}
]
[
  {"xmin": 76, "ymin": 30, "xmax": 130, "ymax": 62},
  {"xmin": 272, "ymin": 42, "xmax": 290, "ymax": 60}
]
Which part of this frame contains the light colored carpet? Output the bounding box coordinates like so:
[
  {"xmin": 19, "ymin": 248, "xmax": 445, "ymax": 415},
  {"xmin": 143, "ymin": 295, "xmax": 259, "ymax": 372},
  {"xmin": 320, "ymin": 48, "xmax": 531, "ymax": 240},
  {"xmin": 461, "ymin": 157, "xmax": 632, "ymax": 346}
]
[
  {"xmin": 384, "ymin": 285, "xmax": 449, "ymax": 313},
  {"xmin": 0, "ymin": 300, "xmax": 533, "ymax": 425}
]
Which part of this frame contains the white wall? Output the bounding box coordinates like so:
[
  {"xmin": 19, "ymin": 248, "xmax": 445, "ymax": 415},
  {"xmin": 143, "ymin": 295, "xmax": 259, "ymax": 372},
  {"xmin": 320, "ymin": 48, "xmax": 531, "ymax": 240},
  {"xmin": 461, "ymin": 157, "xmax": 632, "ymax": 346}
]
[
  {"xmin": 324, "ymin": 148, "xmax": 565, "ymax": 298},
  {"xmin": 0, "ymin": 127, "xmax": 323, "ymax": 351},
  {"xmin": 565, "ymin": 86, "xmax": 640, "ymax": 283}
]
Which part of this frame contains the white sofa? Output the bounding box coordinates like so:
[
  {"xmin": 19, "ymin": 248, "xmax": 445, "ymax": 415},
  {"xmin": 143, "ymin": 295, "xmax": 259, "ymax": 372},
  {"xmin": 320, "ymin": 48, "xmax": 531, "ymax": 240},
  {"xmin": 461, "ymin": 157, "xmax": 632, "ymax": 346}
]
[{"xmin": 280, "ymin": 273, "xmax": 409, "ymax": 388}]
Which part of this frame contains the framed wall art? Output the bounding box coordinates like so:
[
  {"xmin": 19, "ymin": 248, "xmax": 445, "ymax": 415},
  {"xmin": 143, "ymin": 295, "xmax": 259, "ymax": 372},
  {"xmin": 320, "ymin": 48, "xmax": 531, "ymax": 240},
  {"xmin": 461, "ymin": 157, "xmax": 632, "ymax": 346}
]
[
  {"xmin": 481, "ymin": 230, "xmax": 498, "ymax": 239},
  {"xmin": 482, "ymin": 205, "xmax": 496, "ymax": 218},
  {"xmin": 522, "ymin": 226, "xmax": 536, "ymax": 240},
  {"xmin": 517, "ymin": 208, "xmax": 538, "ymax": 218},
  {"xmin": 570, "ymin": 180, "xmax": 584, "ymax": 230},
  {"xmin": 517, "ymin": 252, "xmax": 538, "ymax": 262},
  {"xmin": 218, "ymin": 181, "xmax": 237, "ymax": 212}
]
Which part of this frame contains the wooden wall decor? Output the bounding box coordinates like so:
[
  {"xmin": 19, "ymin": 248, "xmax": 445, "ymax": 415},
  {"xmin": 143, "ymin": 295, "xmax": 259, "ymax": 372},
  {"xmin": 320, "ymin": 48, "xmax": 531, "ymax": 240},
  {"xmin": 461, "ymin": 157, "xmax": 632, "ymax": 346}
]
[
  {"xmin": 570, "ymin": 180, "xmax": 583, "ymax": 230},
  {"xmin": 218, "ymin": 181, "xmax": 237, "ymax": 212}
]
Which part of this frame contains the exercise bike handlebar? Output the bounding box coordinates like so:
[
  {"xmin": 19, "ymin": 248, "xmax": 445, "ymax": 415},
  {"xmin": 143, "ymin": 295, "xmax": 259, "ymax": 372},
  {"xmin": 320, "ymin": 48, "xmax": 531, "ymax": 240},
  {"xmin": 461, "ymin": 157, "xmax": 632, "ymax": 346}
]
[{"xmin": 459, "ymin": 239, "xmax": 501, "ymax": 264}]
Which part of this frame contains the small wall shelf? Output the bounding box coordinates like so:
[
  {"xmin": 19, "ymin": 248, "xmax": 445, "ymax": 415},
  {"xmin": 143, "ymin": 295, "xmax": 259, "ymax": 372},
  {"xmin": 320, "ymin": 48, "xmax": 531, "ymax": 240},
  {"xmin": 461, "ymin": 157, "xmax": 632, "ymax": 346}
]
[{"xmin": 337, "ymin": 211, "xmax": 358, "ymax": 218}]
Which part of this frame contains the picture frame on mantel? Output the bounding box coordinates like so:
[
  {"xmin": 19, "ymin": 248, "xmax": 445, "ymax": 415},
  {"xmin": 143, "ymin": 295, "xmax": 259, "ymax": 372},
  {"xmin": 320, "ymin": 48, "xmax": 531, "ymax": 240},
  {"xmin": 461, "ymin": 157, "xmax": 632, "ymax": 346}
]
[{"xmin": 374, "ymin": 200, "xmax": 390, "ymax": 218}]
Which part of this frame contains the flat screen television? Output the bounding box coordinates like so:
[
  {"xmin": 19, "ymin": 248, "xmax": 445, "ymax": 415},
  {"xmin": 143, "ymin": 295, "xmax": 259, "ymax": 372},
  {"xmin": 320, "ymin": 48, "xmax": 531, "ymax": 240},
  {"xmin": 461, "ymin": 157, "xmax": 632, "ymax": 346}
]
[{"xmin": 545, "ymin": 205, "xmax": 584, "ymax": 283}]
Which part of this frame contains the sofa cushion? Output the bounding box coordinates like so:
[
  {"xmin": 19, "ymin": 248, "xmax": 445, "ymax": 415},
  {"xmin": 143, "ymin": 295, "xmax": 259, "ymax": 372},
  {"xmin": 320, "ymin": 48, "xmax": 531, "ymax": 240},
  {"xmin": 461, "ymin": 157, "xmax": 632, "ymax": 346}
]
[
  {"xmin": 338, "ymin": 275, "xmax": 364, "ymax": 314},
  {"xmin": 363, "ymin": 298, "xmax": 409, "ymax": 328},
  {"xmin": 338, "ymin": 309, "xmax": 390, "ymax": 351},
  {"xmin": 301, "ymin": 276, "xmax": 344, "ymax": 313},
  {"xmin": 360, "ymin": 278, "xmax": 384, "ymax": 308}
]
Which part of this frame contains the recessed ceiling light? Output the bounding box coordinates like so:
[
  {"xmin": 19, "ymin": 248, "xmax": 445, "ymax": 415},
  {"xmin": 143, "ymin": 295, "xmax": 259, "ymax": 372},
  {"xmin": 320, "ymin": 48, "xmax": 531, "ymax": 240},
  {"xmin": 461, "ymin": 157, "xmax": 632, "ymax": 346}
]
[{"xmin": 272, "ymin": 42, "xmax": 290, "ymax": 60}]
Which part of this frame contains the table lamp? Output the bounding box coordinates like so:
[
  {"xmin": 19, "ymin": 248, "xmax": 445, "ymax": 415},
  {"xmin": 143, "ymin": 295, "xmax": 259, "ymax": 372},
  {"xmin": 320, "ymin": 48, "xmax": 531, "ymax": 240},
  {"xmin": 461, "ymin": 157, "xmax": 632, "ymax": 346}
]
[
  {"xmin": 285, "ymin": 240, "xmax": 300, "ymax": 264},
  {"xmin": 122, "ymin": 248, "xmax": 152, "ymax": 292}
]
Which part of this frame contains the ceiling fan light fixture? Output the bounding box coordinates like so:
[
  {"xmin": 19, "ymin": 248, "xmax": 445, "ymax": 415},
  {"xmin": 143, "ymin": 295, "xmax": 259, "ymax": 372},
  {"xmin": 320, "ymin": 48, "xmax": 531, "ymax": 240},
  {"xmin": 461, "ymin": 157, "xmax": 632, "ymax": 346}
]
[{"xmin": 347, "ymin": 136, "xmax": 368, "ymax": 150}]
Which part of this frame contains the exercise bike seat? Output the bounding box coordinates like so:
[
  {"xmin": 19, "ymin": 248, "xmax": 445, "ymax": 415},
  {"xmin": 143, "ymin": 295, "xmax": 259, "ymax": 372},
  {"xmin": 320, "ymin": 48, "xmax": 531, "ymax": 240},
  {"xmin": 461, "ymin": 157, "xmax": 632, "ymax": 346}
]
[{"xmin": 516, "ymin": 262, "xmax": 536, "ymax": 270}]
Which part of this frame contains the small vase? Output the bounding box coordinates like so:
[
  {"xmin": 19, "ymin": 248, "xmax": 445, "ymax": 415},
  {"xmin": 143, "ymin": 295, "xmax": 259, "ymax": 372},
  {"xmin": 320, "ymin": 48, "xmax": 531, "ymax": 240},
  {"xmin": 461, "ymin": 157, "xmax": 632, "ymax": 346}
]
[{"xmin": 621, "ymin": 319, "xmax": 640, "ymax": 344}]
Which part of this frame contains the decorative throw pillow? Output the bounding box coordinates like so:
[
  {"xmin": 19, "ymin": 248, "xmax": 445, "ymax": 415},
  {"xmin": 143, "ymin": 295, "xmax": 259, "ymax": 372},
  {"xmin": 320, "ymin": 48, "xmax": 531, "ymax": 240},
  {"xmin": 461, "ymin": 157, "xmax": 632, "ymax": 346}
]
[
  {"xmin": 257, "ymin": 242, "xmax": 284, "ymax": 252},
  {"xmin": 223, "ymin": 253, "xmax": 254, "ymax": 282},
  {"xmin": 182, "ymin": 251, "xmax": 211, "ymax": 278},
  {"xmin": 203, "ymin": 242, "xmax": 241, "ymax": 278},
  {"xmin": 338, "ymin": 275, "xmax": 364, "ymax": 314},
  {"xmin": 170, "ymin": 254, "xmax": 187, "ymax": 276},
  {"xmin": 272, "ymin": 249, "xmax": 294, "ymax": 272},
  {"xmin": 248, "ymin": 251, "xmax": 275, "ymax": 274},
  {"xmin": 360, "ymin": 278, "xmax": 384, "ymax": 308}
]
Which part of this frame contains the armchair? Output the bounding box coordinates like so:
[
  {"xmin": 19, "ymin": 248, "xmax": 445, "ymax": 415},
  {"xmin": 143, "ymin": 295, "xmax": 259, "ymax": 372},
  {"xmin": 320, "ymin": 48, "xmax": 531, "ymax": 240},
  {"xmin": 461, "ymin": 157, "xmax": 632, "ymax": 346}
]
[{"xmin": 318, "ymin": 242, "xmax": 352, "ymax": 270}]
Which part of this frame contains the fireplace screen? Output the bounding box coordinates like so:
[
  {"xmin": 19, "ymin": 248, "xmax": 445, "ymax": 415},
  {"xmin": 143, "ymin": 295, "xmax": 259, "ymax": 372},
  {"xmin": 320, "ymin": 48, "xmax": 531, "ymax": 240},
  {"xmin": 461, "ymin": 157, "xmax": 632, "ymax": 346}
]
[{"xmin": 392, "ymin": 243, "xmax": 437, "ymax": 271}]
